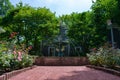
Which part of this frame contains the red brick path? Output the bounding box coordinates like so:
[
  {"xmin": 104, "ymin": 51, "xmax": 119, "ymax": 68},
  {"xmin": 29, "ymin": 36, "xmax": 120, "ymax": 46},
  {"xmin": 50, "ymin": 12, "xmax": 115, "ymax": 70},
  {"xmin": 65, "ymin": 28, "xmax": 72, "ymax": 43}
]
[{"xmin": 9, "ymin": 66, "xmax": 120, "ymax": 80}]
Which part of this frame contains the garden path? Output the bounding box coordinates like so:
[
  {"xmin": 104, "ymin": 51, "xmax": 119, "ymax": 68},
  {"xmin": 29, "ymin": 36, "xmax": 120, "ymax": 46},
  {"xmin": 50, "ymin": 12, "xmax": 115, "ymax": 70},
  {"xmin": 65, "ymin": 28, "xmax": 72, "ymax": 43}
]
[{"xmin": 9, "ymin": 66, "xmax": 120, "ymax": 80}]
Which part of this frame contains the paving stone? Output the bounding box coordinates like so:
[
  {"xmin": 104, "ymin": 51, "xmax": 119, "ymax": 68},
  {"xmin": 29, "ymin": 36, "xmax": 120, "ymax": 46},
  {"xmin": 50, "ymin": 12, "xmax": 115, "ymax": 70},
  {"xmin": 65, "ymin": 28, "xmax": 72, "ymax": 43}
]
[{"xmin": 8, "ymin": 66, "xmax": 120, "ymax": 80}]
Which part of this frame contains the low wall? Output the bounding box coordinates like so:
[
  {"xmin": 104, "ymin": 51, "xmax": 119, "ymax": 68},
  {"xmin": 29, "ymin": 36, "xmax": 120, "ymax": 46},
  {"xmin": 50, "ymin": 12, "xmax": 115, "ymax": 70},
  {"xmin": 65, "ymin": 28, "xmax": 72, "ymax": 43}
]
[
  {"xmin": 86, "ymin": 65, "xmax": 120, "ymax": 77},
  {"xmin": 35, "ymin": 57, "xmax": 89, "ymax": 66},
  {"xmin": 0, "ymin": 66, "xmax": 36, "ymax": 80}
]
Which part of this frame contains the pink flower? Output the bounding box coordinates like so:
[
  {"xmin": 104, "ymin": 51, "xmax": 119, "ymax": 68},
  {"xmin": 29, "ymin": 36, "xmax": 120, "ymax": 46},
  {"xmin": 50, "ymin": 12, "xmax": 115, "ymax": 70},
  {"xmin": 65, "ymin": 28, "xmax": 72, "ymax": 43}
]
[
  {"xmin": 13, "ymin": 51, "xmax": 17, "ymax": 54},
  {"xmin": 17, "ymin": 51, "xmax": 22, "ymax": 61},
  {"xmin": 18, "ymin": 51, "xmax": 22, "ymax": 55},
  {"xmin": 18, "ymin": 56, "xmax": 22, "ymax": 61}
]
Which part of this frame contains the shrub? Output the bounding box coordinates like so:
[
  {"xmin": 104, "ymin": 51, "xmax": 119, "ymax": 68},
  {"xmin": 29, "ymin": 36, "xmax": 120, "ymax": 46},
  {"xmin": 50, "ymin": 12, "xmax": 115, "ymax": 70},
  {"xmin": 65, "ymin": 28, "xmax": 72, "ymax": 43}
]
[
  {"xmin": 0, "ymin": 32, "xmax": 34, "ymax": 72},
  {"xmin": 0, "ymin": 54, "xmax": 14, "ymax": 71},
  {"xmin": 0, "ymin": 52, "xmax": 33, "ymax": 72},
  {"xmin": 19, "ymin": 54, "xmax": 33, "ymax": 68},
  {"xmin": 87, "ymin": 46, "xmax": 120, "ymax": 68}
]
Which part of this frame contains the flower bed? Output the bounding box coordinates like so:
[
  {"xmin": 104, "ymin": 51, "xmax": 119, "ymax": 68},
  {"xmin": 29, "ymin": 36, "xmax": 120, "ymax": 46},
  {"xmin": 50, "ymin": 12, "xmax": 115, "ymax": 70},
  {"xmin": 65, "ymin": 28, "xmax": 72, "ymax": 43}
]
[
  {"xmin": 0, "ymin": 53, "xmax": 33, "ymax": 75},
  {"xmin": 87, "ymin": 45, "xmax": 120, "ymax": 68},
  {"xmin": 0, "ymin": 32, "xmax": 34, "ymax": 80},
  {"xmin": 87, "ymin": 44, "xmax": 120, "ymax": 77}
]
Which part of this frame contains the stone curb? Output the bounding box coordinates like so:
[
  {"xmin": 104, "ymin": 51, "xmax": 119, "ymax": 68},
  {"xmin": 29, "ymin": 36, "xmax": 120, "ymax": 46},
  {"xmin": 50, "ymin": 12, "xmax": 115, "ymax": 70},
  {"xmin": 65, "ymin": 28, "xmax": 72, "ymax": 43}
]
[
  {"xmin": 86, "ymin": 65, "xmax": 120, "ymax": 77},
  {"xmin": 0, "ymin": 75, "xmax": 5, "ymax": 80},
  {"xmin": 0, "ymin": 65, "xmax": 37, "ymax": 80}
]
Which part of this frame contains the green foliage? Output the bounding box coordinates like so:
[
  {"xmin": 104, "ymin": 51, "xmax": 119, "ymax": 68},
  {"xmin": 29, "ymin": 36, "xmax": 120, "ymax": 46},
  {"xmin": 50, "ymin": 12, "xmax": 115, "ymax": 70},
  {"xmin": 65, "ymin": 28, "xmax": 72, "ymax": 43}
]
[
  {"xmin": 92, "ymin": 0, "xmax": 118, "ymax": 19},
  {"xmin": 0, "ymin": 0, "xmax": 14, "ymax": 16},
  {"xmin": 87, "ymin": 44, "xmax": 120, "ymax": 67},
  {"xmin": 90, "ymin": 0, "xmax": 120, "ymax": 49},
  {"xmin": 90, "ymin": 1, "xmax": 120, "ymax": 53},
  {"xmin": 1, "ymin": 4, "xmax": 58, "ymax": 53},
  {"xmin": 20, "ymin": 54, "xmax": 33, "ymax": 67},
  {"xmin": 59, "ymin": 0, "xmax": 120, "ymax": 55},
  {"xmin": 1, "ymin": 0, "xmax": 120, "ymax": 57},
  {"xmin": 0, "ymin": 41, "xmax": 7, "ymax": 53},
  {"xmin": 60, "ymin": 11, "xmax": 102, "ymax": 53},
  {"xmin": 0, "ymin": 53, "xmax": 33, "ymax": 71},
  {"xmin": 0, "ymin": 37, "xmax": 33, "ymax": 72}
]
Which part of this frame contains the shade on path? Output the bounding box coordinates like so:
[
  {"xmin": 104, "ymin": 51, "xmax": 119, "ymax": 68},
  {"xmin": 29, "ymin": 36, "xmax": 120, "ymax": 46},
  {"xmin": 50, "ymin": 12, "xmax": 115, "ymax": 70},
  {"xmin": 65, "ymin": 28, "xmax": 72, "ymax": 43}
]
[{"xmin": 9, "ymin": 66, "xmax": 120, "ymax": 80}]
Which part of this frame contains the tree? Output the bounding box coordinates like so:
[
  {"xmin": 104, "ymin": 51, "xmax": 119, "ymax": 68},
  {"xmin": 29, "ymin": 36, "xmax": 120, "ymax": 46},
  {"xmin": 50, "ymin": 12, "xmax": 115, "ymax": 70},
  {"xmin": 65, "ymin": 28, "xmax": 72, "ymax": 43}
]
[
  {"xmin": 1, "ymin": 4, "xmax": 58, "ymax": 53},
  {"xmin": 91, "ymin": 0, "xmax": 120, "ymax": 47},
  {"xmin": 0, "ymin": 0, "xmax": 13, "ymax": 16},
  {"xmin": 91, "ymin": 0, "xmax": 119, "ymax": 24},
  {"xmin": 0, "ymin": 0, "xmax": 13, "ymax": 40},
  {"xmin": 60, "ymin": 12, "xmax": 96, "ymax": 54}
]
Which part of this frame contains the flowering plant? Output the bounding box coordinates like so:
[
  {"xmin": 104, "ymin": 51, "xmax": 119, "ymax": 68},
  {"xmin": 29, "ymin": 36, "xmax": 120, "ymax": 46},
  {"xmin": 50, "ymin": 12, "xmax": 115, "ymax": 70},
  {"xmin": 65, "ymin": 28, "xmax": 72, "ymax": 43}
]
[
  {"xmin": 0, "ymin": 33, "xmax": 33, "ymax": 72},
  {"xmin": 0, "ymin": 50, "xmax": 33, "ymax": 71},
  {"xmin": 87, "ymin": 43, "xmax": 120, "ymax": 67}
]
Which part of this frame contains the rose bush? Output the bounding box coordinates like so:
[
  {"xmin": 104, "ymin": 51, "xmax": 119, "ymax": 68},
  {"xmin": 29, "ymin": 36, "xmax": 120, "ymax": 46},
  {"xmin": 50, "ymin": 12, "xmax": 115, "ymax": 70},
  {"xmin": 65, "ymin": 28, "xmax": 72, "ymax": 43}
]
[
  {"xmin": 0, "ymin": 51, "xmax": 33, "ymax": 72},
  {"xmin": 87, "ymin": 46, "xmax": 120, "ymax": 68}
]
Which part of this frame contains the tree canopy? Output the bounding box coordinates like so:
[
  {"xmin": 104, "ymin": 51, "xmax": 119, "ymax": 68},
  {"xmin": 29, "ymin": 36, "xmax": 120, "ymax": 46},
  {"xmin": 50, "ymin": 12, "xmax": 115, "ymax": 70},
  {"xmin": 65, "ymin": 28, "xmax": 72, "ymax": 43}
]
[
  {"xmin": 0, "ymin": 0, "xmax": 13, "ymax": 16},
  {"xmin": 1, "ymin": 3, "xmax": 58, "ymax": 52},
  {"xmin": 0, "ymin": 0, "xmax": 120, "ymax": 54}
]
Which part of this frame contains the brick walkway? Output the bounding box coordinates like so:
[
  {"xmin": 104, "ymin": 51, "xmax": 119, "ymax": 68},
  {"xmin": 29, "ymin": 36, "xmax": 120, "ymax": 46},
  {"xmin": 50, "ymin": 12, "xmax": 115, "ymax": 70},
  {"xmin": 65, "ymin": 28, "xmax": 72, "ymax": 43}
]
[{"xmin": 9, "ymin": 66, "xmax": 120, "ymax": 80}]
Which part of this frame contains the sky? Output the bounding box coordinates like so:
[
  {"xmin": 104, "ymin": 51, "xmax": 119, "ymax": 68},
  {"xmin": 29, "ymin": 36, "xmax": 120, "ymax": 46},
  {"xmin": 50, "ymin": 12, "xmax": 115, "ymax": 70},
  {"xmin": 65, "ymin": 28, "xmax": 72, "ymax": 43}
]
[{"xmin": 10, "ymin": 0, "xmax": 95, "ymax": 16}]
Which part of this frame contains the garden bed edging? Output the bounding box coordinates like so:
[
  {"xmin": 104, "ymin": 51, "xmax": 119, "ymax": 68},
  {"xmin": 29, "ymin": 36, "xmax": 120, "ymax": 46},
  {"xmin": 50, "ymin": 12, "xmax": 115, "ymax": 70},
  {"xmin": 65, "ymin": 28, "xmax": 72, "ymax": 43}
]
[
  {"xmin": 0, "ymin": 65, "xmax": 36, "ymax": 80},
  {"xmin": 86, "ymin": 65, "xmax": 120, "ymax": 77}
]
